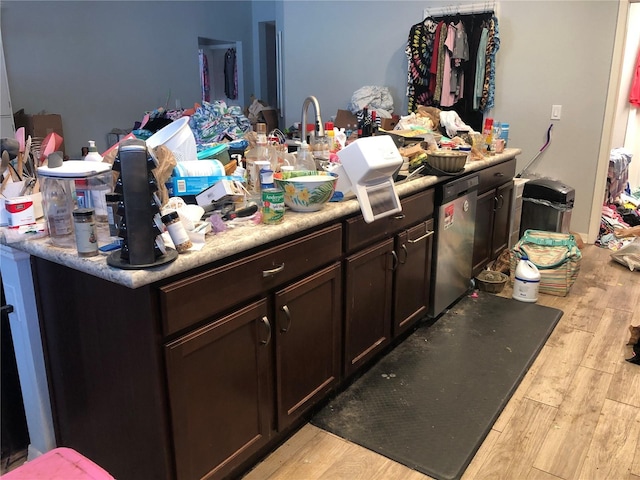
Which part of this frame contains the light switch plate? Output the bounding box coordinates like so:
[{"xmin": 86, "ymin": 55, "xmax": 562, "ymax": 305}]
[{"xmin": 551, "ymin": 105, "xmax": 562, "ymax": 120}]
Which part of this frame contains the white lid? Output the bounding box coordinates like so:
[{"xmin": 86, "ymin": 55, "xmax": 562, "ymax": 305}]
[{"xmin": 37, "ymin": 160, "xmax": 112, "ymax": 178}]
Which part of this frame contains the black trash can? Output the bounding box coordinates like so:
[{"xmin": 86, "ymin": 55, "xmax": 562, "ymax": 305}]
[{"xmin": 519, "ymin": 178, "xmax": 575, "ymax": 237}]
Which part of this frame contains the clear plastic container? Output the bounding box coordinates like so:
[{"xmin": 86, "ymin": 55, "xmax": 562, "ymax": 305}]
[{"xmin": 294, "ymin": 142, "xmax": 316, "ymax": 171}]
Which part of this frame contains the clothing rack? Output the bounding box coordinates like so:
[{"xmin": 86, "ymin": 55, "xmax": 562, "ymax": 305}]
[{"xmin": 423, "ymin": 2, "xmax": 498, "ymax": 19}]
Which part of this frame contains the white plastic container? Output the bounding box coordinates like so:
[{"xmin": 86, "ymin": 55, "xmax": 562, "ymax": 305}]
[
  {"xmin": 512, "ymin": 255, "xmax": 540, "ymax": 303},
  {"xmin": 146, "ymin": 116, "xmax": 197, "ymax": 162}
]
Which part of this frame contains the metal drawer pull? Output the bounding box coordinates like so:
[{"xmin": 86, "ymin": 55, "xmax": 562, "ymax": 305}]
[
  {"xmin": 407, "ymin": 230, "xmax": 434, "ymax": 244},
  {"xmin": 260, "ymin": 316, "xmax": 271, "ymax": 345},
  {"xmin": 400, "ymin": 244, "xmax": 408, "ymax": 264},
  {"xmin": 393, "ymin": 214, "xmax": 406, "ymax": 220},
  {"xmin": 494, "ymin": 172, "xmax": 504, "ymax": 177},
  {"xmin": 280, "ymin": 305, "xmax": 292, "ymax": 333},
  {"xmin": 391, "ymin": 250, "xmax": 399, "ymax": 271},
  {"xmin": 262, "ymin": 263, "xmax": 285, "ymax": 277}
]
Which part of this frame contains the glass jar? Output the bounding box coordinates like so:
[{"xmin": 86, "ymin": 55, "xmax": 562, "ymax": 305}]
[
  {"xmin": 73, "ymin": 208, "xmax": 99, "ymax": 257},
  {"xmin": 42, "ymin": 177, "xmax": 75, "ymax": 247},
  {"xmin": 161, "ymin": 211, "xmax": 192, "ymax": 253}
]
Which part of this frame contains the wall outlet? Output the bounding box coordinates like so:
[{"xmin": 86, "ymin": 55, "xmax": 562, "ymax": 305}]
[{"xmin": 551, "ymin": 105, "xmax": 562, "ymax": 120}]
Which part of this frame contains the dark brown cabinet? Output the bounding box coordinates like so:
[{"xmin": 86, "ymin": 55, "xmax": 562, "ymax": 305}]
[
  {"xmin": 393, "ymin": 219, "xmax": 434, "ymax": 336},
  {"xmin": 25, "ymin": 155, "xmax": 519, "ymax": 480},
  {"xmin": 165, "ymin": 300, "xmax": 273, "ymax": 480},
  {"xmin": 274, "ymin": 263, "xmax": 341, "ymax": 431},
  {"xmin": 343, "ymin": 189, "xmax": 435, "ymax": 376},
  {"xmin": 344, "ymin": 238, "xmax": 394, "ymax": 376},
  {"xmin": 161, "ymin": 225, "xmax": 343, "ymax": 480},
  {"xmin": 472, "ymin": 159, "xmax": 516, "ymax": 276}
]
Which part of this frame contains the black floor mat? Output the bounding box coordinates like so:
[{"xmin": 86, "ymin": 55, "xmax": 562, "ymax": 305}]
[{"xmin": 312, "ymin": 292, "xmax": 563, "ymax": 480}]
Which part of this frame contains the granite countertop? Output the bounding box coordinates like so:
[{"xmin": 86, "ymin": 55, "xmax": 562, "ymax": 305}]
[{"xmin": 0, "ymin": 149, "xmax": 520, "ymax": 289}]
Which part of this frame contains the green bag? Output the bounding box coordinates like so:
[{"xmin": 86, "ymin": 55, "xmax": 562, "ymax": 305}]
[{"xmin": 510, "ymin": 230, "xmax": 582, "ymax": 297}]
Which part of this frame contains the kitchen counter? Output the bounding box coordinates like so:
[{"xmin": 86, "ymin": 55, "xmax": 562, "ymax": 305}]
[{"xmin": 0, "ymin": 149, "xmax": 520, "ymax": 289}]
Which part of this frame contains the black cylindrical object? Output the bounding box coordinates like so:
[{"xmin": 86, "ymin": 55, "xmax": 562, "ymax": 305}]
[{"xmin": 520, "ymin": 178, "xmax": 575, "ymax": 236}]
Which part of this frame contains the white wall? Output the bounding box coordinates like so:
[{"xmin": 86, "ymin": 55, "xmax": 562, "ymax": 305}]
[
  {"xmin": 278, "ymin": 1, "xmax": 618, "ymax": 237},
  {"xmin": 2, "ymin": 0, "xmax": 621, "ymax": 237},
  {"xmin": 0, "ymin": 1, "xmax": 254, "ymax": 154}
]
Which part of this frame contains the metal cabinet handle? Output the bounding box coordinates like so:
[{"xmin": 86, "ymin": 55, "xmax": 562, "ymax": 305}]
[
  {"xmin": 393, "ymin": 214, "xmax": 406, "ymax": 220},
  {"xmin": 262, "ymin": 263, "xmax": 285, "ymax": 277},
  {"xmin": 493, "ymin": 195, "xmax": 499, "ymax": 212},
  {"xmin": 260, "ymin": 316, "xmax": 271, "ymax": 345},
  {"xmin": 399, "ymin": 244, "xmax": 408, "ymax": 264},
  {"xmin": 280, "ymin": 305, "xmax": 292, "ymax": 333},
  {"xmin": 497, "ymin": 194, "xmax": 505, "ymax": 209},
  {"xmin": 407, "ymin": 230, "xmax": 434, "ymax": 244},
  {"xmin": 494, "ymin": 172, "xmax": 505, "ymax": 177},
  {"xmin": 391, "ymin": 250, "xmax": 399, "ymax": 271}
]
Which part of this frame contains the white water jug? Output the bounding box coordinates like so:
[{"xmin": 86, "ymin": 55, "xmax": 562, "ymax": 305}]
[{"xmin": 512, "ymin": 255, "xmax": 540, "ymax": 303}]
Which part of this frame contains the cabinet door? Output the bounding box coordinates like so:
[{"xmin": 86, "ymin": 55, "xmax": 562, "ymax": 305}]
[
  {"xmin": 472, "ymin": 188, "xmax": 495, "ymax": 276},
  {"xmin": 393, "ymin": 219, "xmax": 434, "ymax": 336},
  {"xmin": 491, "ymin": 181, "xmax": 514, "ymax": 260},
  {"xmin": 165, "ymin": 300, "xmax": 273, "ymax": 480},
  {"xmin": 344, "ymin": 238, "xmax": 394, "ymax": 376},
  {"xmin": 274, "ymin": 263, "xmax": 342, "ymax": 431}
]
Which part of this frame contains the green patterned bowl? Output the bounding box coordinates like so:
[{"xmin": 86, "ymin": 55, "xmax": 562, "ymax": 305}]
[{"xmin": 275, "ymin": 171, "xmax": 338, "ymax": 212}]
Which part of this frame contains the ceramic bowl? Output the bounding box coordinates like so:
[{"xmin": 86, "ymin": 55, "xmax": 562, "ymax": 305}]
[
  {"xmin": 426, "ymin": 150, "xmax": 468, "ymax": 173},
  {"xmin": 275, "ymin": 171, "xmax": 338, "ymax": 212}
]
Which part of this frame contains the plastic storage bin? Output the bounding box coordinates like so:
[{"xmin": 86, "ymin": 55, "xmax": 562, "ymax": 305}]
[{"xmin": 519, "ymin": 178, "xmax": 574, "ymax": 237}]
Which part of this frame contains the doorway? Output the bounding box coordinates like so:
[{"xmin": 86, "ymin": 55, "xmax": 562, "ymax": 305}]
[
  {"xmin": 258, "ymin": 21, "xmax": 279, "ymax": 116},
  {"xmin": 198, "ymin": 37, "xmax": 244, "ymax": 108}
]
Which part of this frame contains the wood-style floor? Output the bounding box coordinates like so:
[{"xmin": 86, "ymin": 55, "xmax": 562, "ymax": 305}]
[{"xmin": 243, "ymin": 244, "xmax": 640, "ymax": 480}]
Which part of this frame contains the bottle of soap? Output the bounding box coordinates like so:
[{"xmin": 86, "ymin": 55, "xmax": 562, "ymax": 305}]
[{"xmin": 84, "ymin": 140, "xmax": 103, "ymax": 162}]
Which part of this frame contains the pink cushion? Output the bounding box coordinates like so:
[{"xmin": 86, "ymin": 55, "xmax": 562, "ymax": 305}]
[{"xmin": 2, "ymin": 447, "xmax": 114, "ymax": 479}]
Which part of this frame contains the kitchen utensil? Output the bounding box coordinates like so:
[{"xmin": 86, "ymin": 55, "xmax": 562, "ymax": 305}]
[
  {"xmin": 40, "ymin": 135, "xmax": 56, "ymax": 165},
  {"xmin": 1, "ymin": 151, "xmax": 12, "ymax": 193}
]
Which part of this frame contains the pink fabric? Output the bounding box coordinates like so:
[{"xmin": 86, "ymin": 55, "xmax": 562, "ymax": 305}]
[
  {"xmin": 2, "ymin": 448, "xmax": 114, "ymax": 480},
  {"xmin": 630, "ymin": 48, "xmax": 640, "ymax": 107},
  {"xmin": 440, "ymin": 24, "xmax": 457, "ymax": 107}
]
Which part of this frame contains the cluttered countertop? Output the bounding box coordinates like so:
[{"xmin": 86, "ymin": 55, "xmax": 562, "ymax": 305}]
[{"xmin": 0, "ymin": 148, "xmax": 520, "ymax": 289}]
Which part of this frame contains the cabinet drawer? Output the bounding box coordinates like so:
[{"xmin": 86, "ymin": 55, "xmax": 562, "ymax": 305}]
[
  {"xmin": 345, "ymin": 188, "xmax": 434, "ymax": 253},
  {"xmin": 160, "ymin": 223, "xmax": 342, "ymax": 336},
  {"xmin": 478, "ymin": 159, "xmax": 516, "ymax": 193}
]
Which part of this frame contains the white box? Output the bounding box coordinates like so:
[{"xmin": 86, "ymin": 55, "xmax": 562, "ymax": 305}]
[
  {"xmin": 5, "ymin": 196, "xmax": 36, "ymax": 227},
  {"xmin": 195, "ymin": 180, "xmax": 244, "ymax": 206}
]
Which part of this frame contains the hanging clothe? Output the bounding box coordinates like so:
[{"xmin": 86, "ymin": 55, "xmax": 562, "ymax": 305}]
[
  {"xmin": 474, "ymin": 27, "xmax": 489, "ymax": 110},
  {"xmin": 224, "ymin": 48, "xmax": 238, "ymax": 100},
  {"xmin": 406, "ymin": 17, "xmax": 439, "ymax": 112},
  {"xmin": 199, "ymin": 49, "xmax": 210, "ymax": 103},
  {"xmin": 630, "ymin": 48, "xmax": 640, "ymax": 107},
  {"xmin": 405, "ymin": 10, "xmax": 498, "ymax": 130},
  {"xmin": 450, "ymin": 20, "xmax": 469, "ymax": 100},
  {"xmin": 480, "ymin": 15, "xmax": 500, "ymax": 111}
]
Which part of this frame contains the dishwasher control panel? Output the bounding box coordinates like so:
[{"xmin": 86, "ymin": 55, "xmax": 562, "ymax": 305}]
[{"xmin": 440, "ymin": 175, "xmax": 479, "ymax": 204}]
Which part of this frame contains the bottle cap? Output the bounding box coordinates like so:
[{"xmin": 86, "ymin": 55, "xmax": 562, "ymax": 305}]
[
  {"xmin": 73, "ymin": 208, "xmax": 95, "ymax": 218},
  {"xmin": 161, "ymin": 211, "xmax": 179, "ymax": 223}
]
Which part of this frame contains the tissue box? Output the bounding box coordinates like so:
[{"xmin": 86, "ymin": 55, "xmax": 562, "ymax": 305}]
[{"xmin": 5, "ymin": 196, "xmax": 36, "ymax": 227}]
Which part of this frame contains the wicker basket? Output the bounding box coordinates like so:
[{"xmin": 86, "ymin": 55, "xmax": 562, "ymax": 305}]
[
  {"xmin": 475, "ymin": 270, "xmax": 508, "ymax": 293},
  {"xmin": 426, "ymin": 150, "xmax": 468, "ymax": 173}
]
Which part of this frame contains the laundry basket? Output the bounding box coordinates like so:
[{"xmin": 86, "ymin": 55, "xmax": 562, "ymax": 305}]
[{"xmin": 146, "ymin": 116, "xmax": 197, "ymax": 162}]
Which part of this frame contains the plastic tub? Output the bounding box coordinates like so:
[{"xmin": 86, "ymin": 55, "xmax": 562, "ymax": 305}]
[{"xmin": 146, "ymin": 116, "xmax": 197, "ymax": 162}]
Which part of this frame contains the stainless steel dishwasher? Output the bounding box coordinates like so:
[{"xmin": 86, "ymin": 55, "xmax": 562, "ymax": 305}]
[{"xmin": 429, "ymin": 174, "xmax": 479, "ymax": 318}]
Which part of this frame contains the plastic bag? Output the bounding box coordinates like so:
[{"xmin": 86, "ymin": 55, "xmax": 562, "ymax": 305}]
[{"xmin": 611, "ymin": 237, "xmax": 640, "ymax": 271}]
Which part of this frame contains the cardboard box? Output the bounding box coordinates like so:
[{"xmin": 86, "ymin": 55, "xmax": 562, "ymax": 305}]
[
  {"xmin": 381, "ymin": 116, "xmax": 399, "ymax": 131},
  {"xmin": 13, "ymin": 110, "xmax": 65, "ymax": 154},
  {"xmin": 334, "ymin": 109, "xmax": 358, "ymax": 129}
]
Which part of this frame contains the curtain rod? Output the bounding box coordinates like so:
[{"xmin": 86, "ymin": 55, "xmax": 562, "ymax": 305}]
[{"xmin": 423, "ymin": 2, "xmax": 499, "ymax": 19}]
